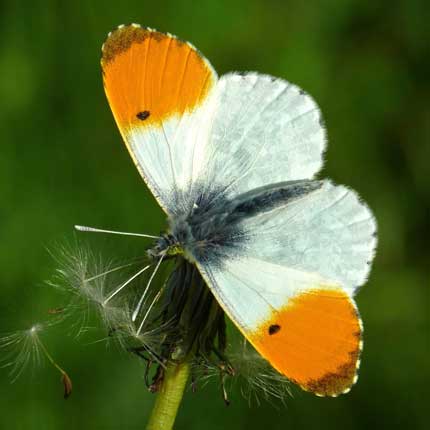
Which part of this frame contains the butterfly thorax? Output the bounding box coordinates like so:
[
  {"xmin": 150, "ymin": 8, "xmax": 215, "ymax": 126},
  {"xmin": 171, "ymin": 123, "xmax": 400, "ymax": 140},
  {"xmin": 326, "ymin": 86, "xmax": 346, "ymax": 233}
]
[{"xmin": 147, "ymin": 217, "xmax": 210, "ymax": 263}]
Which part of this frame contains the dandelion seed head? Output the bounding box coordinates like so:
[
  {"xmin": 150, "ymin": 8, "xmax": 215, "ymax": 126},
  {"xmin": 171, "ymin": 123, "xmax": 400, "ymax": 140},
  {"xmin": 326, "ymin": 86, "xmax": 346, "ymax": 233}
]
[{"xmin": 47, "ymin": 239, "xmax": 292, "ymax": 404}]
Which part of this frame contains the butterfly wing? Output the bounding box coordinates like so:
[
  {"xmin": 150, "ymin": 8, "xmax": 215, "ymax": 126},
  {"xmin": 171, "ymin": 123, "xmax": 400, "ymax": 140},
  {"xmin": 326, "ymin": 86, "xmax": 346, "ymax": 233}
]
[
  {"xmin": 195, "ymin": 180, "xmax": 376, "ymax": 396},
  {"xmin": 101, "ymin": 25, "xmax": 218, "ymax": 215},
  {"xmin": 102, "ymin": 29, "xmax": 325, "ymax": 213},
  {"xmin": 191, "ymin": 72, "xmax": 326, "ymax": 203}
]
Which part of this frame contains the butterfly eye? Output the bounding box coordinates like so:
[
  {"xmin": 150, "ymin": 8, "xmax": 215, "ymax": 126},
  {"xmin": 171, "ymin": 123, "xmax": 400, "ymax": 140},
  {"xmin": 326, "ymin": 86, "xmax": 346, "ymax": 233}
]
[
  {"xmin": 268, "ymin": 324, "xmax": 281, "ymax": 335},
  {"xmin": 136, "ymin": 110, "xmax": 150, "ymax": 120}
]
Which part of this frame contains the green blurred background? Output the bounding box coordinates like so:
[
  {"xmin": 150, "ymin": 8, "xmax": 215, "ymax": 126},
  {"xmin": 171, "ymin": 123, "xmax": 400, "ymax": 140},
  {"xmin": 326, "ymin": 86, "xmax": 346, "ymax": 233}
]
[{"xmin": 1, "ymin": 0, "xmax": 428, "ymax": 429}]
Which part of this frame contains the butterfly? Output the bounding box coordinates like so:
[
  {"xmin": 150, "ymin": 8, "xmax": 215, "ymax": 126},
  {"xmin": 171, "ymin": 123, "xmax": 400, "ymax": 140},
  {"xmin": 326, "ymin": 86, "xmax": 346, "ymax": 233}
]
[{"xmin": 98, "ymin": 23, "xmax": 377, "ymax": 397}]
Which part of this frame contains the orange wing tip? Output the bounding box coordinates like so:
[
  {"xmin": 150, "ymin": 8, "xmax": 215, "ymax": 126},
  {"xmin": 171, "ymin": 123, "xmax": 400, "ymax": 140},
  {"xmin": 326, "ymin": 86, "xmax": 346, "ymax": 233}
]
[
  {"xmin": 301, "ymin": 312, "xmax": 364, "ymax": 397},
  {"xmin": 249, "ymin": 288, "xmax": 363, "ymax": 397},
  {"xmin": 101, "ymin": 24, "xmax": 217, "ymax": 129},
  {"xmin": 101, "ymin": 24, "xmax": 153, "ymax": 65},
  {"xmin": 101, "ymin": 24, "xmax": 206, "ymax": 66},
  {"xmin": 299, "ymin": 348, "xmax": 361, "ymax": 397}
]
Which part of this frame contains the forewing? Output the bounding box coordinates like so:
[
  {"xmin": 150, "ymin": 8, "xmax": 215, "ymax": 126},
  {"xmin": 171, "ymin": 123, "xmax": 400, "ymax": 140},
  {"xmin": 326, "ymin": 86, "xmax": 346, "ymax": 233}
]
[
  {"xmin": 195, "ymin": 180, "xmax": 376, "ymax": 396},
  {"xmin": 101, "ymin": 24, "xmax": 218, "ymax": 214},
  {"xmin": 192, "ymin": 73, "xmax": 326, "ymax": 202}
]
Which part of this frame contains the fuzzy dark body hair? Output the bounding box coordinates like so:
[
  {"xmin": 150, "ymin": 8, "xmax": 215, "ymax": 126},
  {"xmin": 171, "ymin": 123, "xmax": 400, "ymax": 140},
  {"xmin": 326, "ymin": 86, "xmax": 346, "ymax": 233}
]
[{"xmin": 165, "ymin": 179, "xmax": 323, "ymax": 265}]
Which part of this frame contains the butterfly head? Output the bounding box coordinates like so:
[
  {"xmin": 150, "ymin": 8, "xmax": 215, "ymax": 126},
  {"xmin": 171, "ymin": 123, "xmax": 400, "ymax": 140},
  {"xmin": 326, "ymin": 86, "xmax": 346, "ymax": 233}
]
[
  {"xmin": 147, "ymin": 213, "xmax": 209, "ymax": 263},
  {"xmin": 147, "ymin": 233, "xmax": 184, "ymax": 260}
]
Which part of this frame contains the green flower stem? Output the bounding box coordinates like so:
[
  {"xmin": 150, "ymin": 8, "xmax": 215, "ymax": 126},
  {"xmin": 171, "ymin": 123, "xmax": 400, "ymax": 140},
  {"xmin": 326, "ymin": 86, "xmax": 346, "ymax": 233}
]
[{"xmin": 146, "ymin": 361, "xmax": 190, "ymax": 430}]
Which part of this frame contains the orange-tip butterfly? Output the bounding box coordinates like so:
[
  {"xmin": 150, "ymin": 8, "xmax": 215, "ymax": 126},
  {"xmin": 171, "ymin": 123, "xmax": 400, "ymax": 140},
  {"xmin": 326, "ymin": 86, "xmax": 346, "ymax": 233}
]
[{"xmin": 94, "ymin": 24, "xmax": 377, "ymax": 397}]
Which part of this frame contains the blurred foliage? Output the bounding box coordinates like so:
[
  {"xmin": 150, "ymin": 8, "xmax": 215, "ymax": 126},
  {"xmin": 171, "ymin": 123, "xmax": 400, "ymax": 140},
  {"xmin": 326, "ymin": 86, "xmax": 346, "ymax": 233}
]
[{"xmin": 0, "ymin": 0, "xmax": 428, "ymax": 429}]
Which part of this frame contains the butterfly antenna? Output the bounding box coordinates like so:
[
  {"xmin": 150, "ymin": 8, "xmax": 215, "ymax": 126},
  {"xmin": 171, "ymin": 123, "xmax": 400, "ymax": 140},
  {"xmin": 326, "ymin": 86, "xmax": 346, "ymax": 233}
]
[
  {"xmin": 103, "ymin": 264, "xmax": 152, "ymax": 305},
  {"xmin": 75, "ymin": 225, "xmax": 161, "ymax": 240},
  {"xmin": 132, "ymin": 253, "xmax": 166, "ymax": 322}
]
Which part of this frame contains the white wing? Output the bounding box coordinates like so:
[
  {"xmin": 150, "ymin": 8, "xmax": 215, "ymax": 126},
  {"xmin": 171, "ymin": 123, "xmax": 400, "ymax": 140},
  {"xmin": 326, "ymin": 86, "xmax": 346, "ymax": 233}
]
[
  {"xmin": 191, "ymin": 73, "xmax": 326, "ymax": 202},
  {"xmin": 195, "ymin": 180, "xmax": 376, "ymax": 396}
]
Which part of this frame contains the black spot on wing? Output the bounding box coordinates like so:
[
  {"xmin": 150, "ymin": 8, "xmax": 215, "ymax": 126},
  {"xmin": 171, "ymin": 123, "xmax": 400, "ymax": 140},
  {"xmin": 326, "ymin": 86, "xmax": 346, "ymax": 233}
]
[
  {"xmin": 269, "ymin": 324, "xmax": 281, "ymax": 335},
  {"xmin": 137, "ymin": 110, "xmax": 150, "ymax": 120}
]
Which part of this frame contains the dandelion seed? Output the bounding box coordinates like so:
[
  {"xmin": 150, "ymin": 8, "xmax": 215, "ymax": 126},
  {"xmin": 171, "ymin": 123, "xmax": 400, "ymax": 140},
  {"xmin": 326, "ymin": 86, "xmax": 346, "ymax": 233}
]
[
  {"xmin": 132, "ymin": 253, "xmax": 165, "ymax": 322},
  {"xmin": 0, "ymin": 323, "xmax": 73, "ymax": 398},
  {"xmin": 103, "ymin": 263, "xmax": 152, "ymax": 305},
  {"xmin": 84, "ymin": 261, "xmax": 136, "ymax": 282},
  {"xmin": 136, "ymin": 286, "xmax": 164, "ymax": 335}
]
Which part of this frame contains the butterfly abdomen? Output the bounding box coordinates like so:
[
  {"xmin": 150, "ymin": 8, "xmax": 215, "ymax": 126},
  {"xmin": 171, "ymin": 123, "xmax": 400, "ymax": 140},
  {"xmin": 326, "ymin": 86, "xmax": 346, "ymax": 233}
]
[{"xmin": 227, "ymin": 180, "xmax": 323, "ymax": 221}]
